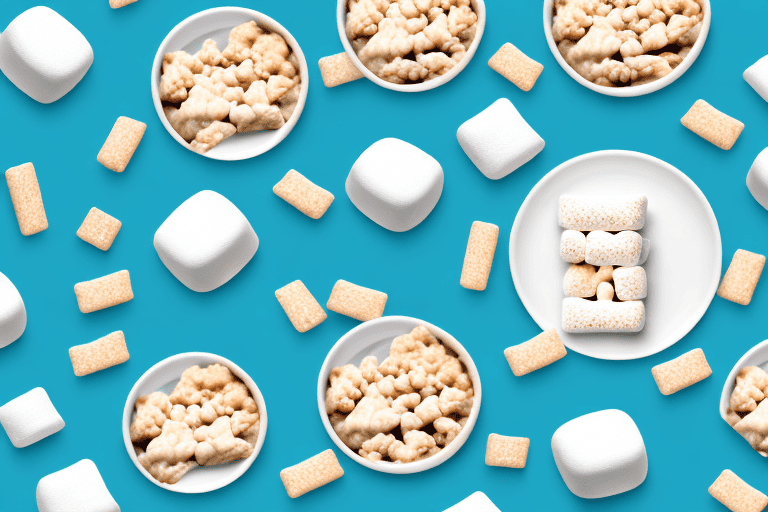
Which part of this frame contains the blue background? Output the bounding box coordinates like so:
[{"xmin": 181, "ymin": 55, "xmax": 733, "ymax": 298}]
[{"xmin": 1, "ymin": 0, "xmax": 767, "ymax": 510}]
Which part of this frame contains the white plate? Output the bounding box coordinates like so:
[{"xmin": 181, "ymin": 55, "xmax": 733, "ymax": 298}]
[
  {"xmin": 122, "ymin": 352, "xmax": 268, "ymax": 493},
  {"xmin": 719, "ymin": 340, "xmax": 768, "ymax": 426},
  {"xmin": 317, "ymin": 316, "xmax": 482, "ymax": 474},
  {"xmin": 509, "ymin": 150, "xmax": 721, "ymax": 360},
  {"xmin": 150, "ymin": 7, "xmax": 308, "ymax": 160}
]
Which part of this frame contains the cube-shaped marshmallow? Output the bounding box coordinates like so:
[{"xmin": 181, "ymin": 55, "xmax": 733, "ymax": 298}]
[
  {"xmin": 745, "ymin": 55, "xmax": 768, "ymax": 104},
  {"xmin": 346, "ymin": 138, "xmax": 443, "ymax": 232},
  {"xmin": 443, "ymin": 491, "xmax": 501, "ymax": 512},
  {"xmin": 747, "ymin": 147, "xmax": 768, "ymax": 211},
  {"xmin": 154, "ymin": 190, "xmax": 258, "ymax": 292},
  {"xmin": 0, "ymin": 271, "xmax": 26, "ymax": 349},
  {"xmin": 0, "ymin": 388, "xmax": 64, "ymax": 448},
  {"xmin": 37, "ymin": 459, "xmax": 119, "ymax": 512},
  {"xmin": 551, "ymin": 409, "xmax": 647, "ymax": 499},
  {"xmin": 457, "ymin": 98, "xmax": 544, "ymax": 180},
  {"xmin": 0, "ymin": 7, "xmax": 93, "ymax": 104}
]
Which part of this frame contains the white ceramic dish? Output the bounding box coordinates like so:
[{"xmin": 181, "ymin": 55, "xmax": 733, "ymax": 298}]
[
  {"xmin": 317, "ymin": 316, "xmax": 481, "ymax": 473},
  {"xmin": 122, "ymin": 352, "xmax": 268, "ymax": 493},
  {"xmin": 719, "ymin": 340, "xmax": 768, "ymax": 426},
  {"xmin": 543, "ymin": 0, "xmax": 710, "ymax": 97},
  {"xmin": 336, "ymin": 0, "xmax": 485, "ymax": 92},
  {"xmin": 150, "ymin": 7, "xmax": 308, "ymax": 160},
  {"xmin": 509, "ymin": 150, "xmax": 721, "ymax": 360}
]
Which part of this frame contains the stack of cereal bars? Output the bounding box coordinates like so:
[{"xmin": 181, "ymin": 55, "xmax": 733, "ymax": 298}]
[{"xmin": 558, "ymin": 195, "xmax": 649, "ymax": 333}]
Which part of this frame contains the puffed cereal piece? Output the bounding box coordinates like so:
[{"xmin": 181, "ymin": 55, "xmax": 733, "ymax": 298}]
[
  {"xmin": 69, "ymin": 331, "xmax": 129, "ymax": 376},
  {"xmin": 280, "ymin": 449, "xmax": 344, "ymax": 498},
  {"xmin": 562, "ymin": 297, "xmax": 645, "ymax": 333},
  {"xmin": 485, "ymin": 434, "xmax": 530, "ymax": 468},
  {"xmin": 488, "ymin": 42, "xmax": 543, "ymax": 92},
  {"xmin": 718, "ymin": 249, "xmax": 766, "ymax": 306},
  {"xmin": 74, "ymin": 270, "xmax": 134, "ymax": 313},
  {"xmin": 585, "ymin": 231, "xmax": 643, "ymax": 267},
  {"xmin": 97, "ymin": 116, "xmax": 146, "ymax": 172},
  {"xmin": 651, "ymin": 348, "xmax": 712, "ymax": 396},
  {"xmin": 559, "ymin": 195, "xmax": 647, "ymax": 231},
  {"xmin": 6, "ymin": 163, "xmax": 48, "ymax": 236},
  {"xmin": 460, "ymin": 221, "xmax": 499, "ymax": 291},
  {"xmin": 681, "ymin": 100, "xmax": 744, "ymax": 150},
  {"xmin": 275, "ymin": 280, "xmax": 327, "ymax": 333},
  {"xmin": 613, "ymin": 266, "xmax": 647, "ymax": 301},
  {"xmin": 709, "ymin": 469, "xmax": 768, "ymax": 512},
  {"xmin": 504, "ymin": 328, "xmax": 566, "ymax": 377},
  {"xmin": 273, "ymin": 170, "xmax": 334, "ymax": 219},
  {"xmin": 318, "ymin": 53, "xmax": 363, "ymax": 88},
  {"xmin": 76, "ymin": 207, "xmax": 122, "ymax": 251},
  {"xmin": 560, "ymin": 230, "xmax": 586, "ymax": 263},
  {"xmin": 326, "ymin": 280, "xmax": 387, "ymax": 322}
]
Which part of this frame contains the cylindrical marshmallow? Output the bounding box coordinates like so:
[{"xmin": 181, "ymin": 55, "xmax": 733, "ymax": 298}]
[
  {"xmin": 560, "ymin": 230, "xmax": 586, "ymax": 263},
  {"xmin": 562, "ymin": 297, "xmax": 645, "ymax": 333},
  {"xmin": 559, "ymin": 195, "xmax": 647, "ymax": 231},
  {"xmin": 613, "ymin": 266, "xmax": 647, "ymax": 301},
  {"xmin": 563, "ymin": 264, "xmax": 613, "ymax": 298},
  {"xmin": 585, "ymin": 231, "xmax": 642, "ymax": 267}
]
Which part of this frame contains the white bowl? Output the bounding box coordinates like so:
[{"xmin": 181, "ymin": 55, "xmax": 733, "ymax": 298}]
[
  {"xmin": 543, "ymin": 0, "xmax": 711, "ymax": 97},
  {"xmin": 509, "ymin": 150, "xmax": 721, "ymax": 360},
  {"xmin": 719, "ymin": 340, "xmax": 768, "ymax": 426},
  {"xmin": 317, "ymin": 316, "xmax": 482, "ymax": 474},
  {"xmin": 336, "ymin": 0, "xmax": 486, "ymax": 92},
  {"xmin": 122, "ymin": 352, "xmax": 268, "ymax": 493},
  {"xmin": 150, "ymin": 7, "xmax": 309, "ymax": 160}
]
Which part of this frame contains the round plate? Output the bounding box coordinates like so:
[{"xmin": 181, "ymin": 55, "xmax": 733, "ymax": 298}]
[
  {"xmin": 509, "ymin": 150, "xmax": 721, "ymax": 360},
  {"xmin": 317, "ymin": 316, "xmax": 481, "ymax": 474},
  {"xmin": 150, "ymin": 7, "xmax": 308, "ymax": 160},
  {"xmin": 122, "ymin": 352, "xmax": 268, "ymax": 493}
]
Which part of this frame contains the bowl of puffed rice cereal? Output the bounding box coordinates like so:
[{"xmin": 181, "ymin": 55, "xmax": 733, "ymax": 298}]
[
  {"xmin": 337, "ymin": 0, "xmax": 486, "ymax": 92},
  {"xmin": 544, "ymin": 0, "xmax": 710, "ymax": 97},
  {"xmin": 151, "ymin": 8, "xmax": 308, "ymax": 160}
]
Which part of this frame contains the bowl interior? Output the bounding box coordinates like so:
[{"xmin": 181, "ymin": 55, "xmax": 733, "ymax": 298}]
[
  {"xmin": 510, "ymin": 150, "xmax": 721, "ymax": 360},
  {"xmin": 151, "ymin": 8, "xmax": 308, "ymax": 160},
  {"xmin": 122, "ymin": 352, "xmax": 267, "ymax": 493},
  {"xmin": 719, "ymin": 340, "xmax": 768, "ymax": 422},
  {"xmin": 336, "ymin": 0, "xmax": 485, "ymax": 92},
  {"xmin": 317, "ymin": 316, "xmax": 481, "ymax": 474},
  {"xmin": 543, "ymin": 0, "xmax": 711, "ymax": 97}
]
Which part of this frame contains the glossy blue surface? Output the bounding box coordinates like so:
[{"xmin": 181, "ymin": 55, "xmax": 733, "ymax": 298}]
[{"xmin": 1, "ymin": 0, "xmax": 767, "ymax": 510}]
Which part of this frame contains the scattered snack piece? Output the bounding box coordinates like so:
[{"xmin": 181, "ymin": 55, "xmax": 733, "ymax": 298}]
[
  {"xmin": 275, "ymin": 280, "xmax": 327, "ymax": 333},
  {"xmin": 69, "ymin": 331, "xmax": 129, "ymax": 376},
  {"xmin": 318, "ymin": 53, "xmax": 363, "ymax": 88},
  {"xmin": 74, "ymin": 270, "xmax": 134, "ymax": 313},
  {"xmin": 744, "ymin": 55, "xmax": 768, "ymax": 104},
  {"xmin": 5, "ymin": 163, "xmax": 48, "ymax": 236},
  {"xmin": 109, "ymin": 0, "xmax": 137, "ymax": 8},
  {"xmin": 36, "ymin": 460, "xmax": 119, "ymax": 512},
  {"xmin": 485, "ymin": 434, "xmax": 529, "ymax": 468},
  {"xmin": 326, "ymin": 280, "xmax": 387, "ymax": 322},
  {"xmin": 280, "ymin": 449, "xmax": 344, "ymax": 498},
  {"xmin": 613, "ymin": 266, "xmax": 648, "ymax": 301},
  {"xmin": 709, "ymin": 469, "xmax": 768, "ymax": 512},
  {"xmin": 488, "ymin": 42, "xmax": 543, "ymax": 92},
  {"xmin": 718, "ymin": 250, "xmax": 766, "ymax": 306},
  {"xmin": 76, "ymin": 207, "xmax": 122, "ymax": 251},
  {"xmin": 681, "ymin": 100, "xmax": 744, "ymax": 150},
  {"xmin": 97, "ymin": 116, "xmax": 146, "ymax": 172},
  {"xmin": 560, "ymin": 230, "xmax": 586, "ymax": 263},
  {"xmin": 273, "ymin": 169, "xmax": 334, "ymax": 219},
  {"xmin": 563, "ymin": 264, "xmax": 613, "ymax": 298},
  {"xmin": 562, "ymin": 297, "xmax": 645, "ymax": 333},
  {"xmin": 559, "ymin": 195, "xmax": 647, "ymax": 231},
  {"xmin": 585, "ymin": 230, "xmax": 643, "ymax": 267},
  {"xmin": 0, "ymin": 387, "xmax": 64, "ymax": 448},
  {"xmin": 504, "ymin": 328, "xmax": 566, "ymax": 377},
  {"xmin": 460, "ymin": 221, "xmax": 499, "ymax": 291},
  {"xmin": 651, "ymin": 348, "xmax": 711, "ymax": 395}
]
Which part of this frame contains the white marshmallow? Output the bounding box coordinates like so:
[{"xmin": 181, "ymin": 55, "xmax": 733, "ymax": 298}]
[
  {"xmin": 551, "ymin": 409, "xmax": 647, "ymax": 499},
  {"xmin": 443, "ymin": 491, "xmax": 501, "ymax": 512},
  {"xmin": 585, "ymin": 231, "xmax": 643, "ymax": 267},
  {"xmin": 747, "ymin": 147, "xmax": 768, "ymax": 211},
  {"xmin": 560, "ymin": 230, "xmax": 587, "ymax": 263},
  {"xmin": 154, "ymin": 190, "xmax": 258, "ymax": 292},
  {"xmin": 346, "ymin": 138, "xmax": 444, "ymax": 232},
  {"xmin": 0, "ymin": 271, "xmax": 26, "ymax": 349},
  {"xmin": 744, "ymin": 55, "xmax": 768, "ymax": 103},
  {"xmin": 0, "ymin": 7, "xmax": 93, "ymax": 104},
  {"xmin": 37, "ymin": 459, "xmax": 119, "ymax": 512},
  {"xmin": 0, "ymin": 388, "xmax": 64, "ymax": 448},
  {"xmin": 562, "ymin": 297, "xmax": 645, "ymax": 333},
  {"xmin": 613, "ymin": 266, "xmax": 648, "ymax": 301},
  {"xmin": 457, "ymin": 98, "xmax": 544, "ymax": 180}
]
